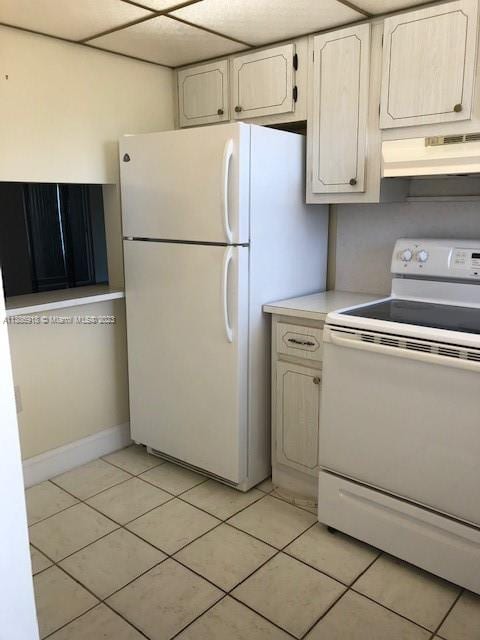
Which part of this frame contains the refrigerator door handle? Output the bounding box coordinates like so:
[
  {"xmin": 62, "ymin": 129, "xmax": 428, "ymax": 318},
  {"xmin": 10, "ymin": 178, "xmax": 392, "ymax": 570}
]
[
  {"xmin": 222, "ymin": 246, "xmax": 234, "ymax": 343},
  {"xmin": 222, "ymin": 139, "xmax": 234, "ymax": 243}
]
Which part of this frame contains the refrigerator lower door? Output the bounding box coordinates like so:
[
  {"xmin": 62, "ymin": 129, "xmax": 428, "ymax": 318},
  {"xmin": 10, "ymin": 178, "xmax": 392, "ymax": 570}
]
[
  {"xmin": 124, "ymin": 240, "xmax": 249, "ymax": 484},
  {"xmin": 120, "ymin": 123, "xmax": 250, "ymax": 244}
]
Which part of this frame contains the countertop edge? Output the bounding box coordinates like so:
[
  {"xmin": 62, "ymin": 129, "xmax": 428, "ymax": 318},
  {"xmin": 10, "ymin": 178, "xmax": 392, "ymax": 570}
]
[{"xmin": 5, "ymin": 288, "xmax": 125, "ymax": 317}]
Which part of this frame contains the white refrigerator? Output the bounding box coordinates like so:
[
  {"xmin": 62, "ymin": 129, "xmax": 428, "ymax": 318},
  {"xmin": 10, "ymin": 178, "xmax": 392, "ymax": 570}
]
[{"xmin": 120, "ymin": 123, "xmax": 328, "ymax": 491}]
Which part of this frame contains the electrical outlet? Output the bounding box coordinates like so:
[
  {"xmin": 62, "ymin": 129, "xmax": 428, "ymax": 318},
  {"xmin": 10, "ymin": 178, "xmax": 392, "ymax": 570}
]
[{"xmin": 14, "ymin": 385, "xmax": 22, "ymax": 413}]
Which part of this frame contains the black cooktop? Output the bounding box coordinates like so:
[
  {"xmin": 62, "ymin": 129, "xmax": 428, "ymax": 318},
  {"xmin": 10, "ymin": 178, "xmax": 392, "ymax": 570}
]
[{"xmin": 341, "ymin": 299, "xmax": 480, "ymax": 335}]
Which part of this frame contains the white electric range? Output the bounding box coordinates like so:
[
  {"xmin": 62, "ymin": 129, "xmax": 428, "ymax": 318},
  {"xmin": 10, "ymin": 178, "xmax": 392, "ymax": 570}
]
[{"xmin": 318, "ymin": 239, "xmax": 480, "ymax": 593}]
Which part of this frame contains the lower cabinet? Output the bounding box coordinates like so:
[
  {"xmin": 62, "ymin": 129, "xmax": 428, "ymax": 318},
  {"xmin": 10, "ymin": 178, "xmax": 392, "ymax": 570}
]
[
  {"xmin": 276, "ymin": 362, "xmax": 321, "ymax": 474},
  {"xmin": 271, "ymin": 315, "xmax": 324, "ymax": 503}
]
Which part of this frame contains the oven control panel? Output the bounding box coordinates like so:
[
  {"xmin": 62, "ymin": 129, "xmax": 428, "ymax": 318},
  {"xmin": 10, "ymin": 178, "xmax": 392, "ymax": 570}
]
[{"xmin": 392, "ymin": 239, "xmax": 480, "ymax": 280}]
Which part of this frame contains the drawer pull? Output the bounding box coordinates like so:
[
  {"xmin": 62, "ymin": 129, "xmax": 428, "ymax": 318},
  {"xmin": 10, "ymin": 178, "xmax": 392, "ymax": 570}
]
[{"xmin": 288, "ymin": 337, "xmax": 316, "ymax": 347}]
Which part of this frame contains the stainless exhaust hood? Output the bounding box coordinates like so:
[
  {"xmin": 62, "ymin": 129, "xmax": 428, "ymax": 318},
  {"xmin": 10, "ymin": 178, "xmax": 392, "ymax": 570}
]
[{"xmin": 382, "ymin": 135, "xmax": 480, "ymax": 177}]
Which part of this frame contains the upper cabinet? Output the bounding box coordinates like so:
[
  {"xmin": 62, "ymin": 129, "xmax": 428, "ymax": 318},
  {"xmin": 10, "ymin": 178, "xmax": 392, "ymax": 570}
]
[
  {"xmin": 308, "ymin": 24, "xmax": 371, "ymax": 196},
  {"xmin": 176, "ymin": 39, "xmax": 307, "ymax": 128},
  {"xmin": 231, "ymin": 44, "xmax": 296, "ymax": 120},
  {"xmin": 177, "ymin": 59, "xmax": 229, "ymax": 128},
  {"xmin": 380, "ymin": 0, "xmax": 479, "ymax": 129}
]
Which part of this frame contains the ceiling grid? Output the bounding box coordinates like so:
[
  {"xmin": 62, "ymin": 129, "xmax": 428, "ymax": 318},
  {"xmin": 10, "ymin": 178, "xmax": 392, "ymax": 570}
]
[{"xmin": 0, "ymin": 0, "xmax": 445, "ymax": 68}]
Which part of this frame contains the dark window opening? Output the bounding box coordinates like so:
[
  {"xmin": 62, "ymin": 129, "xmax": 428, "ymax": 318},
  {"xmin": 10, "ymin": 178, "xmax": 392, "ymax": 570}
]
[{"xmin": 0, "ymin": 183, "xmax": 108, "ymax": 298}]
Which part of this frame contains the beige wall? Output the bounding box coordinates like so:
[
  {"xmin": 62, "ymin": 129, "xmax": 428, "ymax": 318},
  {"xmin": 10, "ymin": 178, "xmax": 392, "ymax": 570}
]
[
  {"xmin": 331, "ymin": 193, "xmax": 480, "ymax": 295},
  {"xmin": 1, "ymin": 27, "xmax": 175, "ymax": 459},
  {"xmin": 0, "ymin": 26, "xmax": 174, "ymax": 184},
  {"xmin": 0, "ymin": 26, "xmax": 175, "ymax": 286},
  {"xmin": 8, "ymin": 300, "xmax": 129, "ymax": 459}
]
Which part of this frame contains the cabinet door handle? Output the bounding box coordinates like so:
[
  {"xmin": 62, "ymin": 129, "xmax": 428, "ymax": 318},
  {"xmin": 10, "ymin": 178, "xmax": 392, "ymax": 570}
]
[
  {"xmin": 313, "ymin": 377, "xmax": 321, "ymax": 385},
  {"xmin": 349, "ymin": 178, "xmax": 357, "ymax": 186},
  {"xmin": 454, "ymin": 103, "xmax": 463, "ymax": 113},
  {"xmin": 288, "ymin": 337, "xmax": 315, "ymax": 347},
  {"xmin": 234, "ymin": 105, "xmax": 242, "ymax": 113},
  {"xmin": 217, "ymin": 108, "xmax": 224, "ymax": 115}
]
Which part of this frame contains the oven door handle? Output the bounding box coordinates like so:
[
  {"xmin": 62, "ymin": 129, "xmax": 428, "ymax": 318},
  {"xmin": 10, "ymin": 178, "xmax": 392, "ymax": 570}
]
[{"xmin": 329, "ymin": 329, "xmax": 480, "ymax": 374}]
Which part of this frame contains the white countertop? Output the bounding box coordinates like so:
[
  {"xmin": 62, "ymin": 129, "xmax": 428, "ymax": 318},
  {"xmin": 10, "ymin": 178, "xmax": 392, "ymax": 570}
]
[
  {"xmin": 263, "ymin": 290, "xmax": 379, "ymax": 321},
  {"xmin": 5, "ymin": 285, "xmax": 125, "ymax": 317}
]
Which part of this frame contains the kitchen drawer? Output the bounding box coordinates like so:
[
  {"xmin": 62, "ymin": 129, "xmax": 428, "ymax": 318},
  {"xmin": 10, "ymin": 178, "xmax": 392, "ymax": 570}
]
[{"xmin": 276, "ymin": 322, "xmax": 323, "ymax": 362}]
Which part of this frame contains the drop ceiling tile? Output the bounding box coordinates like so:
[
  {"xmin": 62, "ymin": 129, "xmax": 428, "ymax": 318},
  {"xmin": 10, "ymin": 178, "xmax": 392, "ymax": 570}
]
[
  {"xmin": 170, "ymin": 0, "xmax": 364, "ymax": 46},
  {"xmin": 134, "ymin": 0, "xmax": 202, "ymax": 9},
  {"xmin": 353, "ymin": 0, "xmax": 433, "ymax": 15},
  {"xmin": 88, "ymin": 16, "xmax": 246, "ymax": 66},
  {"xmin": 0, "ymin": 0, "xmax": 152, "ymax": 42}
]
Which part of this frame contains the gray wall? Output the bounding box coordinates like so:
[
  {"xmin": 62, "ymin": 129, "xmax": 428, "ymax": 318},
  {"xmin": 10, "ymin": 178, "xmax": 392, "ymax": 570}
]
[{"xmin": 331, "ymin": 197, "xmax": 480, "ymax": 295}]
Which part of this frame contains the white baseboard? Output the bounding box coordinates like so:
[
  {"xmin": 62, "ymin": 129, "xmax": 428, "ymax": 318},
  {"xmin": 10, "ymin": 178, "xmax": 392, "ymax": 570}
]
[{"xmin": 22, "ymin": 423, "xmax": 131, "ymax": 488}]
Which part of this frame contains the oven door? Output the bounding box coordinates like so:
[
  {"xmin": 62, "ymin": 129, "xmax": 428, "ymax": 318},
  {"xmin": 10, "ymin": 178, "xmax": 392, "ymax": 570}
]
[{"xmin": 319, "ymin": 325, "xmax": 480, "ymax": 526}]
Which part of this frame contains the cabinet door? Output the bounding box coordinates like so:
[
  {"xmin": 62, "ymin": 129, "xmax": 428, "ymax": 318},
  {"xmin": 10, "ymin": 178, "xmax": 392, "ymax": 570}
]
[
  {"xmin": 232, "ymin": 44, "xmax": 295, "ymax": 119},
  {"xmin": 276, "ymin": 362, "xmax": 321, "ymax": 476},
  {"xmin": 310, "ymin": 24, "xmax": 370, "ymax": 194},
  {"xmin": 380, "ymin": 0, "xmax": 478, "ymax": 129},
  {"xmin": 177, "ymin": 60, "xmax": 229, "ymax": 128}
]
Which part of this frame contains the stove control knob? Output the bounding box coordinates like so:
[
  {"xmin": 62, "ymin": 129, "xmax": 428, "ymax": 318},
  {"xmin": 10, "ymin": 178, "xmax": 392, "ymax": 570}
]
[
  {"xmin": 399, "ymin": 249, "xmax": 413, "ymax": 262},
  {"xmin": 416, "ymin": 249, "xmax": 429, "ymax": 263}
]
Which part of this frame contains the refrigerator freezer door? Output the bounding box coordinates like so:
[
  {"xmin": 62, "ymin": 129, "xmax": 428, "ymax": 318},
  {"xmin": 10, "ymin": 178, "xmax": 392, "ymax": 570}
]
[
  {"xmin": 120, "ymin": 124, "xmax": 250, "ymax": 244},
  {"xmin": 124, "ymin": 240, "xmax": 249, "ymax": 483}
]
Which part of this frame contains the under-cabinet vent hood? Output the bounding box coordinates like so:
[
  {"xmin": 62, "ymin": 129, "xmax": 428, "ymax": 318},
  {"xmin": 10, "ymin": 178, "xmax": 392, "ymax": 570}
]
[{"xmin": 382, "ymin": 136, "xmax": 480, "ymax": 177}]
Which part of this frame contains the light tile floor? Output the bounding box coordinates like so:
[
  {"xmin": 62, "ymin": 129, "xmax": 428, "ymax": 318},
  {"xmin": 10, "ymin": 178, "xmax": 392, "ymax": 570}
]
[{"xmin": 26, "ymin": 445, "xmax": 480, "ymax": 640}]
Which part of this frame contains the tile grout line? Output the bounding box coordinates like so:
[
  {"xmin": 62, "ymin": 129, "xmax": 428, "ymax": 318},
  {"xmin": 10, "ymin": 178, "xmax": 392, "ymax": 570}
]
[
  {"xmin": 27, "ymin": 498, "xmax": 80, "ymax": 528},
  {"xmin": 31, "ymin": 479, "xmax": 407, "ymax": 640},
  {"xmin": 32, "ymin": 470, "xmax": 266, "ymax": 571},
  {"xmin": 168, "ymin": 515, "xmax": 327, "ymax": 640},
  {"xmin": 346, "ymin": 550, "xmax": 464, "ymax": 637},
  {"xmin": 168, "ymin": 594, "xmax": 231, "ymax": 640},
  {"xmin": 30, "ymin": 455, "xmax": 463, "ymax": 640},
  {"xmin": 34, "ymin": 513, "xmax": 453, "ymax": 640},
  {"xmin": 347, "ymin": 586, "xmax": 449, "ymax": 636},
  {"xmin": 172, "ymin": 482, "xmax": 464, "ymax": 640},
  {"xmin": 49, "ymin": 473, "xmax": 135, "ymax": 501},
  {"xmin": 99, "ymin": 453, "xmax": 165, "ymax": 475},
  {"xmin": 30, "ymin": 461, "xmax": 281, "ymax": 637},
  {"xmin": 125, "ymin": 517, "xmax": 224, "ymax": 556},
  {"xmin": 33, "ymin": 472, "xmax": 317, "ymax": 638},
  {"xmin": 298, "ymin": 586, "xmax": 349, "ymax": 639},
  {"xmin": 41, "ymin": 450, "xmax": 272, "ymax": 528},
  {"xmin": 427, "ymin": 588, "xmax": 464, "ymax": 640},
  {"xmin": 29, "ymin": 457, "xmax": 271, "ymax": 637},
  {"xmin": 41, "ymin": 601, "xmax": 101, "ymax": 640},
  {"xmin": 296, "ymin": 550, "xmax": 385, "ymax": 640}
]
